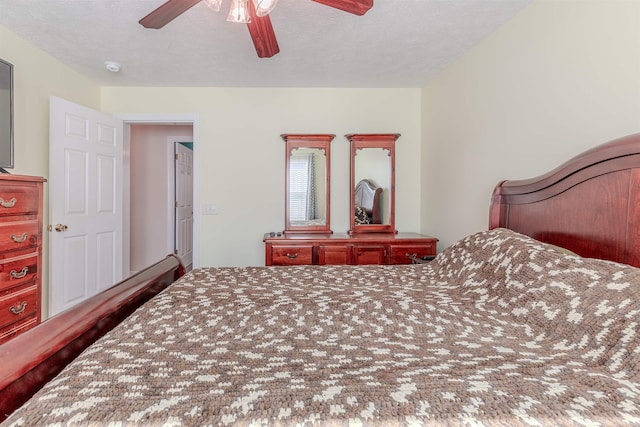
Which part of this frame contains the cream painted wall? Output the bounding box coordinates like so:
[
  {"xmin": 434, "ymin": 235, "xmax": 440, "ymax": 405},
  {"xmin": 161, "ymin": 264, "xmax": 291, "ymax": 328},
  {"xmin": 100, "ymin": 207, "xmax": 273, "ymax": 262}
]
[
  {"xmin": 102, "ymin": 88, "xmax": 422, "ymax": 266},
  {"xmin": 0, "ymin": 24, "xmax": 101, "ymax": 318},
  {"xmin": 0, "ymin": 24, "xmax": 101, "ymax": 177},
  {"xmin": 421, "ymin": 0, "xmax": 640, "ymax": 251}
]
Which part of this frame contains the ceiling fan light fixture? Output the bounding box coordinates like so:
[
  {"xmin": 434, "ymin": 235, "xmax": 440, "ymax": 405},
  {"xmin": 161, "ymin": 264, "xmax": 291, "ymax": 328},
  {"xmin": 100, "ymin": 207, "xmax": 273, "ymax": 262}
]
[
  {"xmin": 139, "ymin": 0, "xmax": 370, "ymax": 58},
  {"xmin": 227, "ymin": 0, "xmax": 251, "ymax": 23},
  {"xmin": 203, "ymin": 0, "xmax": 222, "ymax": 12},
  {"xmin": 253, "ymin": 0, "xmax": 278, "ymax": 17}
]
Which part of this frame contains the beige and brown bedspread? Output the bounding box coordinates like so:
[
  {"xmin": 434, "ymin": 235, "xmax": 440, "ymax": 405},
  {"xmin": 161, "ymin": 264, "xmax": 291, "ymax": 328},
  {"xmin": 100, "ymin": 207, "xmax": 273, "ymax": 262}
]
[{"xmin": 4, "ymin": 229, "xmax": 640, "ymax": 426}]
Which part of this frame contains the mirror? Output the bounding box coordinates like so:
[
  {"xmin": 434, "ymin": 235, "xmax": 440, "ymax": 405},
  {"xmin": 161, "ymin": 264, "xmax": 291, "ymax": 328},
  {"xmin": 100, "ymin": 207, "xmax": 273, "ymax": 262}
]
[
  {"xmin": 347, "ymin": 133, "xmax": 399, "ymax": 234},
  {"xmin": 282, "ymin": 134, "xmax": 335, "ymax": 234}
]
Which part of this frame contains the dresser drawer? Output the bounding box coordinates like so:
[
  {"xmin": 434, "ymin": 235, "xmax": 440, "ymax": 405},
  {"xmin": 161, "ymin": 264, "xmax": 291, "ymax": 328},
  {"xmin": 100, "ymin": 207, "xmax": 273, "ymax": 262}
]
[
  {"xmin": 270, "ymin": 245, "xmax": 313, "ymax": 265},
  {"xmin": 0, "ymin": 282, "xmax": 38, "ymax": 329},
  {"xmin": 0, "ymin": 254, "xmax": 39, "ymax": 291},
  {"xmin": 353, "ymin": 245, "xmax": 387, "ymax": 265},
  {"xmin": 0, "ymin": 175, "xmax": 44, "ymax": 344},
  {"xmin": 0, "ymin": 185, "xmax": 39, "ymax": 217},
  {"xmin": 390, "ymin": 243, "xmax": 437, "ymax": 265},
  {"xmin": 0, "ymin": 220, "xmax": 39, "ymax": 254},
  {"xmin": 318, "ymin": 245, "xmax": 350, "ymax": 265},
  {"xmin": 0, "ymin": 314, "xmax": 38, "ymax": 345}
]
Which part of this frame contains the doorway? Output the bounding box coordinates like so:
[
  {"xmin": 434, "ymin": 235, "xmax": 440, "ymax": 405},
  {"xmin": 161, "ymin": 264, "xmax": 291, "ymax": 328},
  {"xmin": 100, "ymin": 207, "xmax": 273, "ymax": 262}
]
[
  {"xmin": 124, "ymin": 118, "xmax": 198, "ymax": 275},
  {"xmin": 128, "ymin": 124, "xmax": 193, "ymax": 274}
]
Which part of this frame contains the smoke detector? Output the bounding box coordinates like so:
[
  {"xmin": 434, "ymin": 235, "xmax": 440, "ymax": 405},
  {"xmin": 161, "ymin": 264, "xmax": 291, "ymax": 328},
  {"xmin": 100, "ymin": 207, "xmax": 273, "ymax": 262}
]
[{"xmin": 104, "ymin": 61, "xmax": 121, "ymax": 73}]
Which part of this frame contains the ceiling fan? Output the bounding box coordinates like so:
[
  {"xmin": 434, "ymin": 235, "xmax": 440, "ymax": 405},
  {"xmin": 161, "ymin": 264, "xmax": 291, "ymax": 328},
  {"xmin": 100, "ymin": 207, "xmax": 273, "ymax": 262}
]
[{"xmin": 139, "ymin": 0, "xmax": 374, "ymax": 58}]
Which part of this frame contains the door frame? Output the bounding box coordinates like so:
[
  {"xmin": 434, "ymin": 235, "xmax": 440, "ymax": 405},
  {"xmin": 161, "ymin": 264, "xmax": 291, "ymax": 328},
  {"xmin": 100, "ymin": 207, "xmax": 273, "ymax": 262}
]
[{"xmin": 119, "ymin": 114, "xmax": 200, "ymax": 274}]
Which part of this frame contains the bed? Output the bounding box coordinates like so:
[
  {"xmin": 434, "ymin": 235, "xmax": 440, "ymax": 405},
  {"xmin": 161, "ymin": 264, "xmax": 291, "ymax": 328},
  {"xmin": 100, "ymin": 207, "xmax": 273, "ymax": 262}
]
[
  {"xmin": 1, "ymin": 133, "xmax": 639, "ymax": 426},
  {"xmin": 354, "ymin": 179, "xmax": 382, "ymax": 224}
]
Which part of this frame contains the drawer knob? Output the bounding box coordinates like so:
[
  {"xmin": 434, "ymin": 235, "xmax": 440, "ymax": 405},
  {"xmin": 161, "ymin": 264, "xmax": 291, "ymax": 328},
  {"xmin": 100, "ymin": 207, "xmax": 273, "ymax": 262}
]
[
  {"xmin": 11, "ymin": 232, "xmax": 29, "ymax": 243},
  {"xmin": 9, "ymin": 301, "xmax": 27, "ymax": 315},
  {"xmin": 0, "ymin": 197, "xmax": 16, "ymax": 208},
  {"xmin": 286, "ymin": 253, "xmax": 299, "ymax": 259},
  {"xmin": 10, "ymin": 266, "xmax": 29, "ymax": 279}
]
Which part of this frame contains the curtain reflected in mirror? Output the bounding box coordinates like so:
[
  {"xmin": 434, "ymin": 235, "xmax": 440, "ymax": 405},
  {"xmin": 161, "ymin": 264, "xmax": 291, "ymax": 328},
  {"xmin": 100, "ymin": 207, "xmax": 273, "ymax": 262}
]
[
  {"xmin": 282, "ymin": 134, "xmax": 334, "ymax": 234},
  {"xmin": 289, "ymin": 148, "xmax": 325, "ymax": 226}
]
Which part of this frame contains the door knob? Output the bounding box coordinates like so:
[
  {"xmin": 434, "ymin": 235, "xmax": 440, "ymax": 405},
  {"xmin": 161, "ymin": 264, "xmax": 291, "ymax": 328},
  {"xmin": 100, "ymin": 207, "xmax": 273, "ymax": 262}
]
[{"xmin": 55, "ymin": 224, "xmax": 68, "ymax": 232}]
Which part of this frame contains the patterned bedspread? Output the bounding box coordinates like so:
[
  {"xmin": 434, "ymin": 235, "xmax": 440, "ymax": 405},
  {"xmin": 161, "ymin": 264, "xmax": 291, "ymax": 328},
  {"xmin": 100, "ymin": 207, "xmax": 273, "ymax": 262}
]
[{"xmin": 4, "ymin": 229, "xmax": 640, "ymax": 426}]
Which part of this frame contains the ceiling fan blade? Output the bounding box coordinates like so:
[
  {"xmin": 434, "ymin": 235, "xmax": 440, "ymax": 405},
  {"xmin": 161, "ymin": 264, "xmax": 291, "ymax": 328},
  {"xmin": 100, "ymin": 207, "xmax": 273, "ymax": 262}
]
[
  {"xmin": 311, "ymin": 0, "xmax": 373, "ymax": 16},
  {"xmin": 139, "ymin": 0, "xmax": 202, "ymax": 29},
  {"xmin": 246, "ymin": 1, "xmax": 280, "ymax": 58}
]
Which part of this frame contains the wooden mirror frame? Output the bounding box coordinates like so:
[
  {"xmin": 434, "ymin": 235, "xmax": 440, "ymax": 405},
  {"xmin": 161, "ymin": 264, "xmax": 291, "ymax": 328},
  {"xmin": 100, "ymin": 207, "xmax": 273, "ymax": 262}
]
[
  {"xmin": 347, "ymin": 133, "xmax": 399, "ymax": 234},
  {"xmin": 282, "ymin": 134, "xmax": 335, "ymax": 234}
]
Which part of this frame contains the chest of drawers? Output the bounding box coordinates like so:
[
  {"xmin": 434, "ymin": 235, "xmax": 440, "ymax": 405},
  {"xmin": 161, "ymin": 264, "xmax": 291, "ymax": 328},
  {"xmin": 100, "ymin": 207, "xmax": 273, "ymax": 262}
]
[
  {"xmin": 0, "ymin": 175, "xmax": 45, "ymax": 344},
  {"xmin": 264, "ymin": 232, "xmax": 438, "ymax": 266}
]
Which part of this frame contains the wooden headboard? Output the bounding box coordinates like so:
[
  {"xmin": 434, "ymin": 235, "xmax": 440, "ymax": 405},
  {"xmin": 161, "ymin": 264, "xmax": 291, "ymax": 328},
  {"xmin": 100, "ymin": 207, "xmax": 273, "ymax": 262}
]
[{"xmin": 489, "ymin": 133, "xmax": 640, "ymax": 268}]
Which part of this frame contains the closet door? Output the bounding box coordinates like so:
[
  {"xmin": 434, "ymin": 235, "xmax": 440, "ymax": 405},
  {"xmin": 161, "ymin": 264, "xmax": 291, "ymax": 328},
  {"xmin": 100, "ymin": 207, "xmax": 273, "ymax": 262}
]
[{"xmin": 174, "ymin": 143, "xmax": 193, "ymax": 270}]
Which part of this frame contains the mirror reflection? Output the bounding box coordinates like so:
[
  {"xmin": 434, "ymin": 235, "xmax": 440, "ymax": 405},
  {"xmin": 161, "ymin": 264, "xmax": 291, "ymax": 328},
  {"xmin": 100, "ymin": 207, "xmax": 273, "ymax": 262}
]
[
  {"xmin": 282, "ymin": 133, "xmax": 334, "ymax": 234},
  {"xmin": 347, "ymin": 133, "xmax": 398, "ymax": 234},
  {"xmin": 354, "ymin": 148, "xmax": 391, "ymax": 225},
  {"xmin": 289, "ymin": 148, "xmax": 326, "ymax": 227}
]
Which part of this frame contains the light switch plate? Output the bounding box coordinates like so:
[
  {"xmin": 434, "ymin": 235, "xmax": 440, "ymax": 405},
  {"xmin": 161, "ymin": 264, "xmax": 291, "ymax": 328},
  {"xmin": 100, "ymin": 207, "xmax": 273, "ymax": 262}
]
[{"xmin": 203, "ymin": 203, "xmax": 218, "ymax": 215}]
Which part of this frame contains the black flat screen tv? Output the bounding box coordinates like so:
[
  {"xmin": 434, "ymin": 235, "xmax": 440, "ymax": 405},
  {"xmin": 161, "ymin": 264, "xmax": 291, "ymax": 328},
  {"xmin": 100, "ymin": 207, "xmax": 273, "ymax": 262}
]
[{"xmin": 0, "ymin": 59, "xmax": 13, "ymax": 171}]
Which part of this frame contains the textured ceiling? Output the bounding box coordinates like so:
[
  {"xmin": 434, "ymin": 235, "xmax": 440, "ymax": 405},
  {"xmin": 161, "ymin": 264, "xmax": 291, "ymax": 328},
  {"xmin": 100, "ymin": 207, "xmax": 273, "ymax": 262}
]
[{"xmin": 0, "ymin": 0, "xmax": 531, "ymax": 88}]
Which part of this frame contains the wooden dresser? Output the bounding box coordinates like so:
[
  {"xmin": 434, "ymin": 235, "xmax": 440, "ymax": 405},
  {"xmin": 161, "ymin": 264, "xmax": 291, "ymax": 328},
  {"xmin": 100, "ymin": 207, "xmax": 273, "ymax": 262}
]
[
  {"xmin": 0, "ymin": 175, "xmax": 45, "ymax": 344},
  {"xmin": 264, "ymin": 233, "xmax": 437, "ymax": 266}
]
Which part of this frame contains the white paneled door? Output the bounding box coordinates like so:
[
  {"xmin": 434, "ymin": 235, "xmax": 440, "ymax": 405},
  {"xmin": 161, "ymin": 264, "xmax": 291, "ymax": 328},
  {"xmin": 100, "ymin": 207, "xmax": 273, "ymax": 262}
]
[
  {"xmin": 49, "ymin": 97, "xmax": 123, "ymax": 316},
  {"xmin": 175, "ymin": 142, "xmax": 193, "ymax": 270}
]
